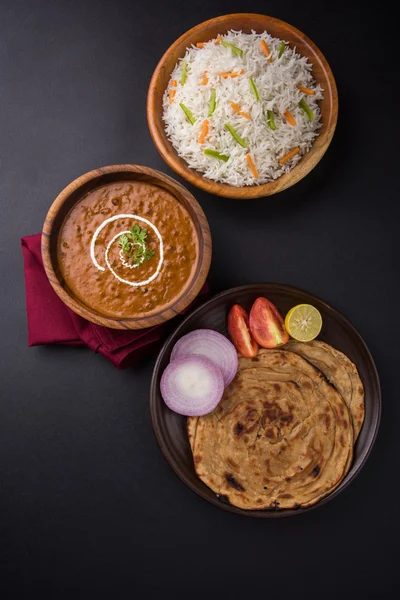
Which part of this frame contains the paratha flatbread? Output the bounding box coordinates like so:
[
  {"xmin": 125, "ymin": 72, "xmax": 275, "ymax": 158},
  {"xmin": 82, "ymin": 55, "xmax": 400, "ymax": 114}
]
[
  {"xmin": 280, "ymin": 340, "xmax": 364, "ymax": 440},
  {"xmin": 188, "ymin": 349, "xmax": 353, "ymax": 510}
]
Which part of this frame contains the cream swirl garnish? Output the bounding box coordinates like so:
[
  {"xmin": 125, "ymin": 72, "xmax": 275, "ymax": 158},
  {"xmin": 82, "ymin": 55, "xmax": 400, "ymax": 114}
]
[{"xmin": 90, "ymin": 214, "xmax": 163, "ymax": 287}]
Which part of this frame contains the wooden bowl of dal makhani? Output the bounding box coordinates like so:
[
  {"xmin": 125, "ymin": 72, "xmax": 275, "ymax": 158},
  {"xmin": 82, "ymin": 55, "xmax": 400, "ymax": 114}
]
[
  {"xmin": 147, "ymin": 13, "xmax": 338, "ymax": 199},
  {"xmin": 42, "ymin": 165, "xmax": 211, "ymax": 329}
]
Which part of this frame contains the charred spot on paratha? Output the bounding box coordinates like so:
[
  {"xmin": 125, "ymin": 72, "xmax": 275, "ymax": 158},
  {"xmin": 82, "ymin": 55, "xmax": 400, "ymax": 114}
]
[
  {"xmin": 281, "ymin": 414, "xmax": 293, "ymax": 424},
  {"xmin": 218, "ymin": 494, "xmax": 231, "ymax": 505},
  {"xmin": 262, "ymin": 401, "xmax": 283, "ymax": 423},
  {"xmin": 261, "ymin": 401, "xmax": 294, "ymax": 429},
  {"xmin": 234, "ymin": 422, "xmax": 245, "ymax": 436},
  {"xmin": 225, "ymin": 473, "xmax": 245, "ymax": 491},
  {"xmin": 312, "ymin": 465, "xmax": 320, "ymax": 477}
]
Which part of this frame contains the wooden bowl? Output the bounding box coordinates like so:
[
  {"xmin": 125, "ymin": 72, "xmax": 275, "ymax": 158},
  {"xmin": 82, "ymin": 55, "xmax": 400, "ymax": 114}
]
[
  {"xmin": 147, "ymin": 13, "xmax": 338, "ymax": 199},
  {"xmin": 41, "ymin": 165, "xmax": 212, "ymax": 330},
  {"xmin": 150, "ymin": 284, "xmax": 381, "ymax": 517}
]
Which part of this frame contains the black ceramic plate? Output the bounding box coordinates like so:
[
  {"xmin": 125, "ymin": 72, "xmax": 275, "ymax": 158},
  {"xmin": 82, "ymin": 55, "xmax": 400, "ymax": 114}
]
[{"xmin": 150, "ymin": 284, "xmax": 381, "ymax": 517}]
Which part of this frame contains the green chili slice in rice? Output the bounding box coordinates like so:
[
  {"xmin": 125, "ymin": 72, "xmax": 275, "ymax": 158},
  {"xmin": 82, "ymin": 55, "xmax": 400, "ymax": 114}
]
[
  {"xmin": 267, "ymin": 110, "xmax": 277, "ymax": 130},
  {"xmin": 180, "ymin": 102, "xmax": 196, "ymax": 125},
  {"xmin": 249, "ymin": 77, "xmax": 260, "ymax": 101},
  {"xmin": 299, "ymin": 98, "xmax": 314, "ymax": 120},
  {"xmin": 204, "ymin": 149, "xmax": 230, "ymax": 162},
  {"xmin": 180, "ymin": 60, "xmax": 187, "ymax": 85},
  {"xmin": 225, "ymin": 123, "xmax": 248, "ymax": 148},
  {"xmin": 221, "ymin": 41, "xmax": 243, "ymax": 56},
  {"xmin": 208, "ymin": 89, "xmax": 216, "ymax": 116}
]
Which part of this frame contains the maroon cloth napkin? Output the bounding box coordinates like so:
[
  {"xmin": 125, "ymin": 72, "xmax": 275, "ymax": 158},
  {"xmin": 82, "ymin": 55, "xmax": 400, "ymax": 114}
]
[{"xmin": 21, "ymin": 234, "xmax": 209, "ymax": 369}]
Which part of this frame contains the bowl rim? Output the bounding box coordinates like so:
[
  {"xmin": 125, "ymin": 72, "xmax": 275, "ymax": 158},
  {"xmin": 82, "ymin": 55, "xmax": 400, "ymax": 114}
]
[
  {"xmin": 150, "ymin": 282, "xmax": 381, "ymax": 518},
  {"xmin": 41, "ymin": 164, "xmax": 212, "ymax": 330},
  {"xmin": 147, "ymin": 12, "xmax": 339, "ymax": 199}
]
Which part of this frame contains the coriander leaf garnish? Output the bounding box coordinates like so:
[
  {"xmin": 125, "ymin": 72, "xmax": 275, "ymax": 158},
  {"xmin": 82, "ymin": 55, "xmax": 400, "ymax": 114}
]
[{"xmin": 118, "ymin": 224, "xmax": 155, "ymax": 267}]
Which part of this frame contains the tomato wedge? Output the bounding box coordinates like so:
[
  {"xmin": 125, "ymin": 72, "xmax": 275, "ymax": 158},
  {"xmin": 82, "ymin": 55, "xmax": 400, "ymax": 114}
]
[
  {"xmin": 249, "ymin": 297, "xmax": 289, "ymax": 348},
  {"xmin": 228, "ymin": 304, "xmax": 259, "ymax": 358}
]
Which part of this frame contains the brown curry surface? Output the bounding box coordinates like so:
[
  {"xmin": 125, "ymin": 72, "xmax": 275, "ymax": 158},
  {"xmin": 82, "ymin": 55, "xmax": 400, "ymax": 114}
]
[{"xmin": 58, "ymin": 181, "xmax": 199, "ymax": 318}]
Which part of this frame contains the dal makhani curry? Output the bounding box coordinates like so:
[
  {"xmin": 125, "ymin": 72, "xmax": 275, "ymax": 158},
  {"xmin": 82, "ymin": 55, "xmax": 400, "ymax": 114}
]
[{"xmin": 58, "ymin": 181, "xmax": 199, "ymax": 318}]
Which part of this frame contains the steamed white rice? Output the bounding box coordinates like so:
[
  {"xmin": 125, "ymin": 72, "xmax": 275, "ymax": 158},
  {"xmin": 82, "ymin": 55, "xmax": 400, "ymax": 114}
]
[{"xmin": 162, "ymin": 30, "xmax": 323, "ymax": 187}]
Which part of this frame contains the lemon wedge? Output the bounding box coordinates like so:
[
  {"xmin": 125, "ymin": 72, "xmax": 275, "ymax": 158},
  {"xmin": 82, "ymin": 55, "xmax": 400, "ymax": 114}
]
[{"xmin": 285, "ymin": 304, "xmax": 322, "ymax": 342}]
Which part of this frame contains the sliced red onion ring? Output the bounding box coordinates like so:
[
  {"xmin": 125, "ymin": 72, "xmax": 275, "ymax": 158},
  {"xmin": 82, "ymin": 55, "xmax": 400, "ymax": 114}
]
[
  {"xmin": 160, "ymin": 354, "xmax": 224, "ymax": 416},
  {"xmin": 170, "ymin": 329, "xmax": 238, "ymax": 387}
]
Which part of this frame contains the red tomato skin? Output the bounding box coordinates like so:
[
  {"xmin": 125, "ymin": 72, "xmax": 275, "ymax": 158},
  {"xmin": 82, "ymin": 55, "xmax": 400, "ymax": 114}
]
[
  {"xmin": 249, "ymin": 297, "xmax": 289, "ymax": 348},
  {"xmin": 228, "ymin": 304, "xmax": 259, "ymax": 358}
]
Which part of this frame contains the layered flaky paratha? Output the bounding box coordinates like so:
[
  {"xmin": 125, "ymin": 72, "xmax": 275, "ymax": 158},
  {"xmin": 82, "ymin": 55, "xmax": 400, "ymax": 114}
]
[
  {"xmin": 188, "ymin": 349, "xmax": 353, "ymax": 510},
  {"xmin": 279, "ymin": 340, "xmax": 364, "ymax": 440}
]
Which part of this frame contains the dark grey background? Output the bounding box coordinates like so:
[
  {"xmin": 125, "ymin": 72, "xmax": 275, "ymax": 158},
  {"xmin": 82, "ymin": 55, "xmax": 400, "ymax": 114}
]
[{"xmin": 1, "ymin": 0, "xmax": 398, "ymax": 597}]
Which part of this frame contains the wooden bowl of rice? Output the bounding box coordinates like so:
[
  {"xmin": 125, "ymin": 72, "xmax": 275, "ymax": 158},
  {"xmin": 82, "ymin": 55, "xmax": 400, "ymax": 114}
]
[{"xmin": 147, "ymin": 13, "xmax": 338, "ymax": 199}]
